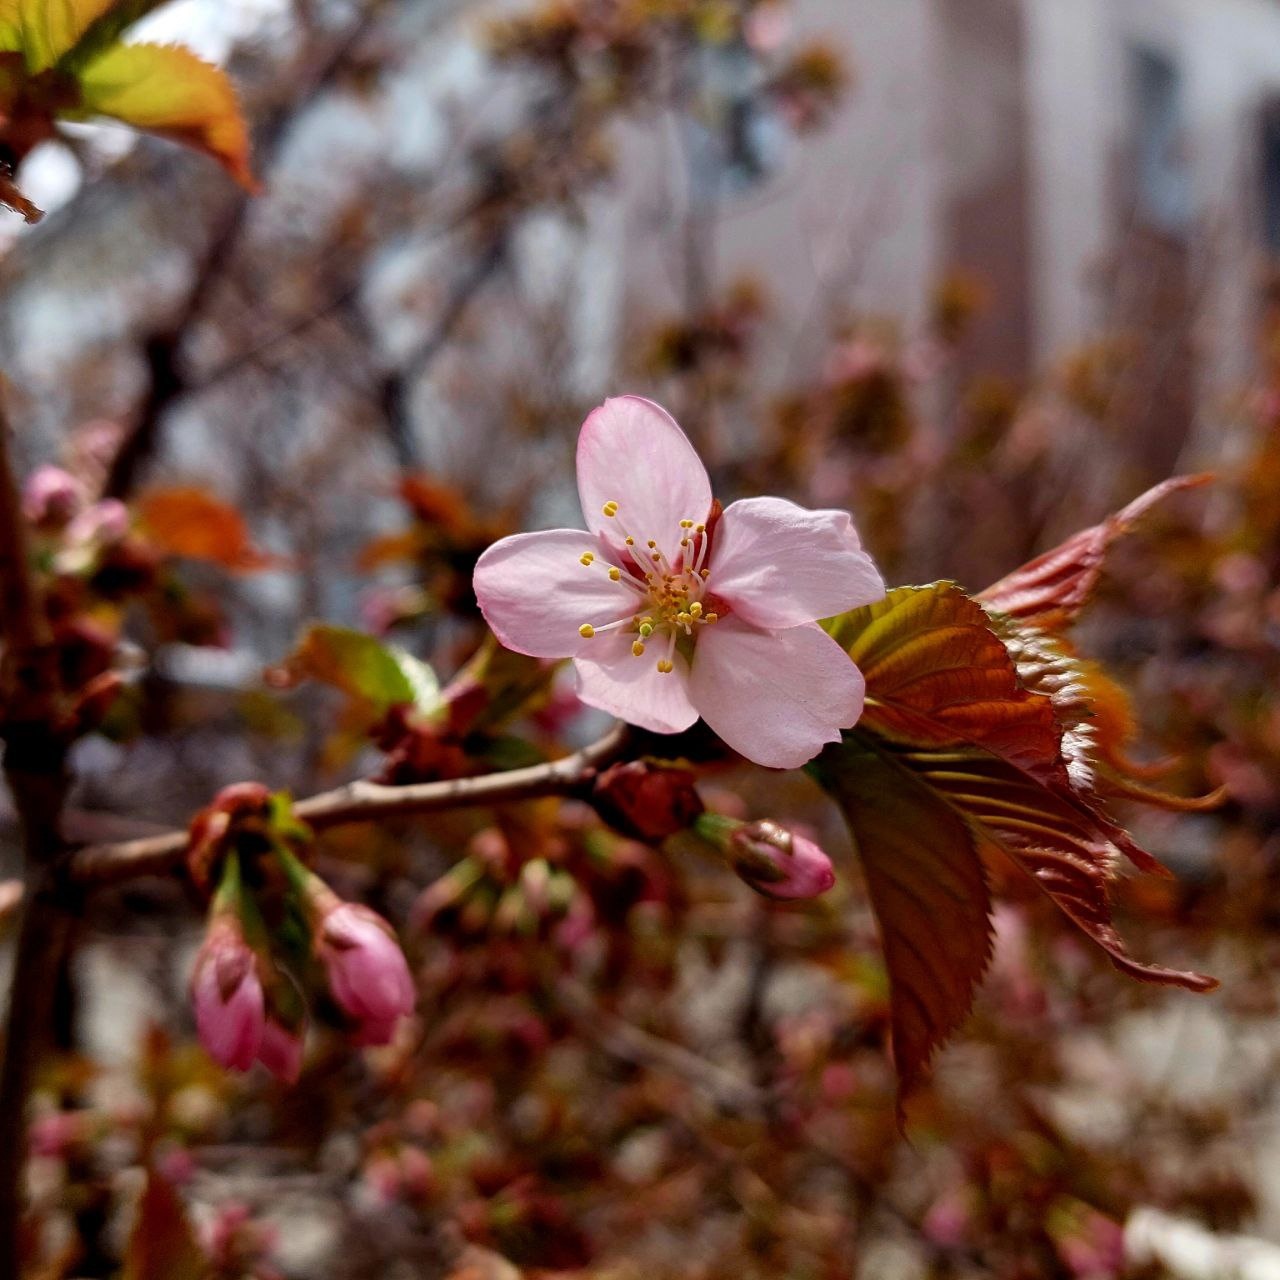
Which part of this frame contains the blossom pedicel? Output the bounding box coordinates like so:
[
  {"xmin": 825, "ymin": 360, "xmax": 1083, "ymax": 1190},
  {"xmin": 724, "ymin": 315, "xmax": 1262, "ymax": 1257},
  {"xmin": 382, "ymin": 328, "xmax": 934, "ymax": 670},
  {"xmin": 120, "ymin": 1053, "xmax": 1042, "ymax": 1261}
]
[{"xmin": 473, "ymin": 396, "xmax": 885, "ymax": 768}]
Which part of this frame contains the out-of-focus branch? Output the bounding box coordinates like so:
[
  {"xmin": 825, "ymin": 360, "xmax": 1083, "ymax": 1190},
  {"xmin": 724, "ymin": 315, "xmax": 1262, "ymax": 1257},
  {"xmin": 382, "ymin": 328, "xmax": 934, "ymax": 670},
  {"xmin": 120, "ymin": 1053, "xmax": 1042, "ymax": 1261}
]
[
  {"xmin": 0, "ymin": 390, "xmax": 72, "ymax": 1280},
  {"xmin": 103, "ymin": 4, "xmax": 384, "ymax": 500},
  {"xmin": 556, "ymin": 977, "xmax": 767, "ymax": 1115},
  {"xmin": 67, "ymin": 721, "xmax": 633, "ymax": 887}
]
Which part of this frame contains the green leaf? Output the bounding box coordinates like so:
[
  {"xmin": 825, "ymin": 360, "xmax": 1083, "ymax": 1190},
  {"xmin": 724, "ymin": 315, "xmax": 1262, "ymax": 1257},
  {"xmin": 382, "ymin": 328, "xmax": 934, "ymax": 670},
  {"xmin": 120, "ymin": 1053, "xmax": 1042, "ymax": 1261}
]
[
  {"xmin": 56, "ymin": 0, "xmax": 169, "ymax": 73},
  {"xmin": 284, "ymin": 625, "xmax": 440, "ymax": 716},
  {"xmin": 809, "ymin": 734, "xmax": 994, "ymax": 1099},
  {"xmin": 73, "ymin": 41, "xmax": 255, "ymax": 188}
]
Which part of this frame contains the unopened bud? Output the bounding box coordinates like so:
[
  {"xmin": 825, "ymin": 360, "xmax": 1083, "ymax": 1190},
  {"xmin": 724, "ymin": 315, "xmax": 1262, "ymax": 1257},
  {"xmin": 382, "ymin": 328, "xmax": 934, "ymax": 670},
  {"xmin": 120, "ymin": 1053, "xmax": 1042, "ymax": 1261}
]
[
  {"xmin": 22, "ymin": 465, "xmax": 82, "ymax": 528},
  {"xmin": 592, "ymin": 760, "xmax": 705, "ymax": 841},
  {"xmin": 696, "ymin": 814, "xmax": 836, "ymax": 900}
]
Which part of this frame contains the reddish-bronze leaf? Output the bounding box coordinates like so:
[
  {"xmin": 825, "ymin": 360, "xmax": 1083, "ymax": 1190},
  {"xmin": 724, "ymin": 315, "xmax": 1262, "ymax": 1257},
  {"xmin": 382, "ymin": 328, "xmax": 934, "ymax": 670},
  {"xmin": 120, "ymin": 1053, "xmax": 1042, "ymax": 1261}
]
[
  {"xmin": 122, "ymin": 1171, "xmax": 208, "ymax": 1280},
  {"xmin": 827, "ymin": 582, "xmax": 1064, "ymax": 780},
  {"xmin": 810, "ymin": 735, "xmax": 994, "ymax": 1101},
  {"xmin": 905, "ymin": 746, "xmax": 1217, "ymax": 993},
  {"xmin": 978, "ymin": 474, "xmax": 1210, "ymax": 630},
  {"xmin": 137, "ymin": 486, "xmax": 276, "ymax": 571}
]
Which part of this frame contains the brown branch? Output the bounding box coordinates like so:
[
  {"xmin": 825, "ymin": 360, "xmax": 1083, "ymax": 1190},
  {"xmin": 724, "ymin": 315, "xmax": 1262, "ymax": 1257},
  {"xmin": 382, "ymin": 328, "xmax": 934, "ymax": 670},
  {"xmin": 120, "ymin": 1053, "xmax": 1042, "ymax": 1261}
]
[
  {"xmin": 68, "ymin": 721, "xmax": 634, "ymax": 887},
  {"xmin": 0, "ymin": 390, "xmax": 71, "ymax": 1280}
]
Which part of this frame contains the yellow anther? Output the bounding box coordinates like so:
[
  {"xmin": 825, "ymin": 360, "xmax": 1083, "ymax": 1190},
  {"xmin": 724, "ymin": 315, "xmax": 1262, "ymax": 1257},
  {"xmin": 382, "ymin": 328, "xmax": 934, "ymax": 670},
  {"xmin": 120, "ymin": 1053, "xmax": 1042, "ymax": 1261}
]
[
  {"xmin": 580, "ymin": 552, "xmax": 594, "ymax": 566},
  {"xmin": 625, "ymin": 536, "xmax": 635, "ymax": 546},
  {"xmin": 639, "ymin": 623, "xmax": 654, "ymax": 637},
  {"xmin": 651, "ymin": 553, "xmax": 661, "ymax": 563},
  {"xmin": 647, "ymin": 539, "xmax": 657, "ymax": 548},
  {"xmin": 602, "ymin": 501, "xmax": 619, "ymax": 517},
  {"xmin": 700, "ymin": 569, "xmax": 710, "ymax": 579},
  {"xmin": 680, "ymin": 520, "xmax": 694, "ymax": 529},
  {"xmin": 705, "ymin": 613, "xmax": 718, "ymax": 624},
  {"xmin": 676, "ymin": 612, "xmax": 692, "ymax": 626},
  {"xmin": 632, "ymin": 640, "xmax": 646, "ymax": 657},
  {"xmin": 657, "ymin": 659, "xmax": 674, "ymax": 674},
  {"xmin": 689, "ymin": 602, "xmax": 703, "ymax": 617},
  {"xmin": 608, "ymin": 567, "xmax": 621, "ymax": 581},
  {"xmin": 579, "ymin": 624, "xmax": 595, "ymax": 638},
  {"xmin": 695, "ymin": 524, "xmax": 705, "ymax": 533}
]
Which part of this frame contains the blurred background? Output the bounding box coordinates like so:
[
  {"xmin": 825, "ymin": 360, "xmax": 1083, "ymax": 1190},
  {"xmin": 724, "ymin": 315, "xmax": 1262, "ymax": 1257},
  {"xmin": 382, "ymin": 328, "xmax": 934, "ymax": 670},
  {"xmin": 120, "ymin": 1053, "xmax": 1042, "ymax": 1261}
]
[{"xmin": 4, "ymin": 0, "xmax": 1280, "ymax": 1276}]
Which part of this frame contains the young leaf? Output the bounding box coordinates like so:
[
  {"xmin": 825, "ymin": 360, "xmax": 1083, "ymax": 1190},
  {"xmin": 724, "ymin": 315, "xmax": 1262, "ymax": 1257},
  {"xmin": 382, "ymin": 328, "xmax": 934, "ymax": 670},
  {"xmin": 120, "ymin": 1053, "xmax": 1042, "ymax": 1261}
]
[
  {"xmin": 809, "ymin": 735, "xmax": 994, "ymax": 1098},
  {"xmin": 816, "ymin": 578, "xmax": 1217, "ymax": 1098},
  {"xmin": 825, "ymin": 582, "xmax": 1064, "ymax": 781},
  {"xmin": 978, "ymin": 474, "xmax": 1209, "ymax": 630},
  {"xmin": 894, "ymin": 745, "xmax": 1217, "ymax": 992},
  {"xmin": 281, "ymin": 624, "xmax": 440, "ymax": 717},
  {"xmin": 73, "ymin": 42, "xmax": 255, "ymax": 188},
  {"xmin": 137, "ymin": 486, "xmax": 276, "ymax": 571},
  {"xmin": 122, "ymin": 1170, "xmax": 208, "ymax": 1280}
]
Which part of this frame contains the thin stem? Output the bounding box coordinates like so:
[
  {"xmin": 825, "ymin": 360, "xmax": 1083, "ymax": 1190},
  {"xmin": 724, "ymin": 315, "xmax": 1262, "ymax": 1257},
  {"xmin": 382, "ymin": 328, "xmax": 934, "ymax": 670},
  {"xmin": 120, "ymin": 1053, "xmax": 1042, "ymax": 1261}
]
[{"xmin": 68, "ymin": 721, "xmax": 634, "ymax": 887}]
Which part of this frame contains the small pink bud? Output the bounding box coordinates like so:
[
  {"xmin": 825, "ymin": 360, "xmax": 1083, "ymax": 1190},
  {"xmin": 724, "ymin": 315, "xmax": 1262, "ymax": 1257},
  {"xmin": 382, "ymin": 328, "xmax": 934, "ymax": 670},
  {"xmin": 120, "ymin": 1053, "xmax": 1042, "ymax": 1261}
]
[
  {"xmin": 315, "ymin": 902, "xmax": 415, "ymax": 1038},
  {"xmin": 698, "ymin": 815, "xmax": 836, "ymax": 900},
  {"xmin": 191, "ymin": 918, "xmax": 265, "ymax": 1072},
  {"xmin": 65, "ymin": 498, "xmax": 129, "ymax": 548},
  {"xmin": 256, "ymin": 1018, "xmax": 305, "ymax": 1084},
  {"xmin": 23, "ymin": 465, "xmax": 82, "ymax": 527}
]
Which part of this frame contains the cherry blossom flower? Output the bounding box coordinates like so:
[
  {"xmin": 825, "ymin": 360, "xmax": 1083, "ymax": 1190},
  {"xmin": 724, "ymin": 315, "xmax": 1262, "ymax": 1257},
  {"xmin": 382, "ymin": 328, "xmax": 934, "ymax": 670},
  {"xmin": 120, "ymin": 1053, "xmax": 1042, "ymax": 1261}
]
[{"xmin": 473, "ymin": 396, "xmax": 884, "ymax": 767}]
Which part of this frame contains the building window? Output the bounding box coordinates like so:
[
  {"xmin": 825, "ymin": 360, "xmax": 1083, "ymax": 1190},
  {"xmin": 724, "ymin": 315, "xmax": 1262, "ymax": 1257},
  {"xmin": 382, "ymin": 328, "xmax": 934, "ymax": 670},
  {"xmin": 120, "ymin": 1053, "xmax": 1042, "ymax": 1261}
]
[
  {"xmin": 1129, "ymin": 45, "xmax": 1191, "ymax": 235},
  {"xmin": 1260, "ymin": 100, "xmax": 1280, "ymax": 255}
]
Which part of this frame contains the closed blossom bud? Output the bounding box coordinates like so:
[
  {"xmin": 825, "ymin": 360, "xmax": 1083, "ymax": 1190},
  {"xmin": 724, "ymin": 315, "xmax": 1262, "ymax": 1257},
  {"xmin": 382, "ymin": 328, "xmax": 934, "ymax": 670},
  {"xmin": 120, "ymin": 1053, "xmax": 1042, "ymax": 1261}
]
[
  {"xmin": 256, "ymin": 1017, "xmax": 305, "ymax": 1084},
  {"xmin": 591, "ymin": 760, "xmax": 705, "ymax": 842},
  {"xmin": 191, "ymin": 915, "xmax": 265, "ymax": 1071},
  {"xmin": 22, "ymin": 465, "xmax": 82, "ymax": 528},
  {"xmin": 696, "ymin": 814, "xmax": 836, "ymax": 900},
  {"xmin": 65, "ymin": 498, "xmax": 129, "ymax": 547},
  {"xmin": 314, "ymin": 900, "xmax": 416, "ymax": 1041}
]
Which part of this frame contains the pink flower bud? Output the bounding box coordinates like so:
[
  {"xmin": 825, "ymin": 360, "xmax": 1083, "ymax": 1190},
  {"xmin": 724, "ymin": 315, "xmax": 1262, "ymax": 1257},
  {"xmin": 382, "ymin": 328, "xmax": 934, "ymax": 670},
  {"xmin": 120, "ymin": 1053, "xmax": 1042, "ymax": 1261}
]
[
  {"xmin": 315, "ymin": 902, "xmax": 415, "ymax": 1038},
  {"xmin": 256, "ymin": 1018, "xmax": 305, "ymax": 1084},
  {"xmin": 65, "ymin": 498, "xmax": 129, "ymax": 548},
  {"xmin": 191, "ymin": 918, "xmax": 265, "ymax": 1071},
  {"xmin": 723, "ymin": 819, "xmax": 836, "ymax": 900},
  {"xmin": 22, "ymin": 465, "xmax": 82, "ymax": 527}
]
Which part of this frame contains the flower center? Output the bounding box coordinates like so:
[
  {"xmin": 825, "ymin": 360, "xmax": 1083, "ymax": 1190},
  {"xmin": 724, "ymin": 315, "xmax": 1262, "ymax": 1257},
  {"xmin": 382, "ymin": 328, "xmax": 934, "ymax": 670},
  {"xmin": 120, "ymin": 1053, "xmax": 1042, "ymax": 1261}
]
[{"xmin": 576, "ymin": 500, "xmax": 720, "ymax": 674}]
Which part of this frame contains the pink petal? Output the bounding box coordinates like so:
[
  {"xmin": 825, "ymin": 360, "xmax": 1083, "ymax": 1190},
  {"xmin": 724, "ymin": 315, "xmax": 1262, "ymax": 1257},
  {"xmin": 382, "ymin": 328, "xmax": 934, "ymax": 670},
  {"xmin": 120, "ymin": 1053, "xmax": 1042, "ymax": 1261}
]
[
  {"xmin": 573, "ymin": 633, "xmax": 698, "ymax": 734},
  {"xmin": 709, "ymin": 497, "xmax": 885, "ymax": 629},
  {"xmin": 474, "ymin": 529, "xmax": 637, "ymax": 659},
  {"xmin": 688, "ymin": 619, "xmax": 865, "ymax": 768},
  {"xmin": 576, "ymin": 397, "xmax": 713, "ymax": 552}
]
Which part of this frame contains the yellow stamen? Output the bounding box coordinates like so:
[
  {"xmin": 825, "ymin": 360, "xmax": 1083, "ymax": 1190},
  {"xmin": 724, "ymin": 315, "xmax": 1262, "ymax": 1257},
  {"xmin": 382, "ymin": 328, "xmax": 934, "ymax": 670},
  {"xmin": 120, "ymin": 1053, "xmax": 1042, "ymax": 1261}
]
[
  {"xmin": 680, "ymin": 520, "xmax": 694, "ymax": 529},
  {"xmin": 632, "ymin": 640, "xmax": 646, "ymax": 657},
  {"xmin": 639, "ymin": 622, "xmax": 654, "ymax": 637},
  {"xmin": 580, "ymin": 552, "xmax": 594, "ymax": 566},
  {"xmin": 602, "ymin": 501, "xmax": 619, "ymax": 517},
  {"xmin": 657, "ymin": 659, "xmax": 674, "ymax": 674},
  {"xmin": 625, "ymin": 536, "xmax": 635, "ymax": 546},
  {"xmin": 608, "ymin": 567, "xmax": 621, "ymax": 581},
  {"xmin": 689, "ymin": 602, "xmax": 703, "ymax": 617},
  {"xmin": 579, "ymin": 624, "xmax": 595, "ymax": 638},
  {"xmin": 705, "ymin": 613, "xmax": 718, "ymax": 623}
]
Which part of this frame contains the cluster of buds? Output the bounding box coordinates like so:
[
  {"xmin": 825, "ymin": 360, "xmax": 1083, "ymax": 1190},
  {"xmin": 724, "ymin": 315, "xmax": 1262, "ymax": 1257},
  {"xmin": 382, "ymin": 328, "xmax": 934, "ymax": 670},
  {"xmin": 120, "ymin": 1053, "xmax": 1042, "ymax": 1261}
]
[
  {"xmin": 692, "ymin": 813, "xmax": 836, "ymax": 900},
  {"xmin": 188, "ymin": 785, "xmax": 415, "ymax": 1082}
]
